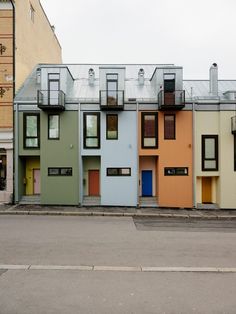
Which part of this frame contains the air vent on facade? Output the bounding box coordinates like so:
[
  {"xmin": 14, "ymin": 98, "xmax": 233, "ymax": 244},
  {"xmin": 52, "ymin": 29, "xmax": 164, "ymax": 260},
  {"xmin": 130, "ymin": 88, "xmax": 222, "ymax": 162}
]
[
  {"xmin": 128, "ymin": 98, "xmax": 136, "ymax": 102},
  {"xmin": 138, "ymin": 68, "xmax": 144, "ymax": 85},
  {"xmin": 88, "ymin": 68, "xmax": 95, "ymax": 86}
]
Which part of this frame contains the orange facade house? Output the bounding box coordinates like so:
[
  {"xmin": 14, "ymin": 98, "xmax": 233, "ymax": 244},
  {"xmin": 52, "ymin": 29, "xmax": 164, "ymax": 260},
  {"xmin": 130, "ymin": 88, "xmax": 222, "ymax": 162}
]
[{"xmin": 139, "ymin": 67, "xmax": 193, "ymax": 208}]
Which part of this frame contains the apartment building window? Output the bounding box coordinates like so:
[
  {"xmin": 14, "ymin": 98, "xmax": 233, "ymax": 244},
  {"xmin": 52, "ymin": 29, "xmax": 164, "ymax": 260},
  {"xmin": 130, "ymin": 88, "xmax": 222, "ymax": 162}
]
[
  {"xmin": 106, "ymin": 114, "xmax": 118, "ymax": 140},
  {"xmin": 141, "ymin": 112, "xmax": 158, "ymax": 148},
  {"xmin": 48, "ymin": 115, "xmax": 59, "ymax": 139},
  {"xmin": 107, "ymin": 74, "xmax": 118, "ymax": 106},
  {"xmin": 84, "ymin": 113, "xmax": 100, "ymax": 148},
  {"xmin": 202, "ymin": 135, "xmax": 218, "ymax": 171},
  {"xmin": 30, "ymin": 4, "xmax": 35, "ymax": 22},
  {"xmin": 164, "ymin": 114, "xmax": 175, "ymax": 139},
  {"xmin": 24, "ymin": 113, "xmax": 40, "ymax": 148}
]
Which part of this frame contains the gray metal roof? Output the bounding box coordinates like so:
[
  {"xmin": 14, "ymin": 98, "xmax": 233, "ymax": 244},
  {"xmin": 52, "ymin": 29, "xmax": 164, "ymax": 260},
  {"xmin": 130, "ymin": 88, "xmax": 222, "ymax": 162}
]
[{"xmin": 15, "ymin": 64, "xmax": 236, "ymax": 102}]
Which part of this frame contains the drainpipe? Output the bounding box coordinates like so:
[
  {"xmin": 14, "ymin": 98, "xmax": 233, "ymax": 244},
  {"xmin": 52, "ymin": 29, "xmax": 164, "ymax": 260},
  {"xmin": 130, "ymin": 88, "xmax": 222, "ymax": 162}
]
[
  {"xmin": 192, "ymin": 99, "xmax": 196, "ymax": 208},
  {"xmin": 14, "ymin": 102, "xmax": 19, "ymax": 203},
  {"xmin": 136, "ymin": 102, "xmax": 140, "ymax": 208},
  {"xmin": 10, "ymin": 0, "xmax": 15, "ymax": 203},
  {"xmin": 78, "ymin": 102, "xmax": 82, "ymax": 206}
]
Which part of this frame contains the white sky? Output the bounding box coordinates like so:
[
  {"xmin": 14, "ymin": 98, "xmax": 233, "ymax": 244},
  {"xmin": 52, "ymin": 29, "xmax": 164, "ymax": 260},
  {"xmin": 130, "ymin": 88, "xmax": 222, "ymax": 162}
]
[{"xmin": 40, "ymin": 0, "xmax": 236, "ymax": 79}]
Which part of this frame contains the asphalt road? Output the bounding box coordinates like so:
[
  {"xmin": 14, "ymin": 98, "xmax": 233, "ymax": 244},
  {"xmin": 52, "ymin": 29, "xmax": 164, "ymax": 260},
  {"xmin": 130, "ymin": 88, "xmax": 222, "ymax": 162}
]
[{"xmin": 0, "ymin": 215, "xmax": 236, "ymax": 313}]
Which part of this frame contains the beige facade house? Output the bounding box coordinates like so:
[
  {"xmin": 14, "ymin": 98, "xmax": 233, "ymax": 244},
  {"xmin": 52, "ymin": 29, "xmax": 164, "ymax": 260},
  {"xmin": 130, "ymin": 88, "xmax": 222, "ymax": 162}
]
[
  {"xmin": 0, "ymin": 0, "xmax": 61, "ymax": 203},
  {"xmin": 184, "ymin": 64, "xmax": 236, "ymax": 209}
]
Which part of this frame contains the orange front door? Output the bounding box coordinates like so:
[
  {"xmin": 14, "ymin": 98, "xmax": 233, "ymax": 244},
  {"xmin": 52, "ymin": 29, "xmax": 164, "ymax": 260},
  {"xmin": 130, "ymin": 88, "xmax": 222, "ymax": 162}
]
[
  {"xmin": 202, "ymin": 177, "xmax": 212, "ymax": 203},
  {"xmin": 88, "ymin": 170, "xmax": 100, "ymax": 196}
]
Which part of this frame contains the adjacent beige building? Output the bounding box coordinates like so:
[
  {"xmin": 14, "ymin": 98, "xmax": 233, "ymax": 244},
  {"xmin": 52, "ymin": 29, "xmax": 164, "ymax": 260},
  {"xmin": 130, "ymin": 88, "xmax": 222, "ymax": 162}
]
[{"xmin": 0, "ymin": 0, "xmax": 61, "ymax": 202}]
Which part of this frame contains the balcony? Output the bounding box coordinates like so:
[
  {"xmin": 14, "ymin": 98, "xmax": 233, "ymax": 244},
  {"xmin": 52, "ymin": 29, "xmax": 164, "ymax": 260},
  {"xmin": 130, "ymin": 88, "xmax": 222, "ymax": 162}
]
[
  {"xmin": 37, "ymin": 90, "xmax": 65, "ymax": 111},
  {"xmin": 231, "ymin": 116, "xmax": 236, "ymax": 134},
  {"xmin": 158, "ymin": 90, "xmax": 185, "ymax": 110},
  {"xmin": 100, "ymin": 90, "xmax": 124, "ymax": 110}
]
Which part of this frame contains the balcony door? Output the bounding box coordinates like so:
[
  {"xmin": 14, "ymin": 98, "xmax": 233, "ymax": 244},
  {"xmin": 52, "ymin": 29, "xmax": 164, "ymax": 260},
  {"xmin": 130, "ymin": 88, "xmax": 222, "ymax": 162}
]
[
  {"xmin": 164, "ymin": 73, "xmax": 175, "ymax": 105},
  {"xmin": 48, "ymin": 74, "xmax": 60, "ymax": 105},
  {"xmin": 107, "ymin": 74, "xmax": 118, "ymax": 106}
]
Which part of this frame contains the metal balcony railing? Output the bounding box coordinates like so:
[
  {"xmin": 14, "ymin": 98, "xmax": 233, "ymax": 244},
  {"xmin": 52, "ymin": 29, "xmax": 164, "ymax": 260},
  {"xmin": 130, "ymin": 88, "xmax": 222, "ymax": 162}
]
[
  {"xmin": 231, "ymin": 116, "xmax": 236, "ymax": 134},
  {"xmin": 100, "ymin": 90, "xmax": 124, "ymax": 110},
  {"xmin": 37, "ymin": 90, "xmax": 65, "ymax": 111},
  {"xmin": 158, "ymin": 90, "xmax": 185, "ymax": 110}
]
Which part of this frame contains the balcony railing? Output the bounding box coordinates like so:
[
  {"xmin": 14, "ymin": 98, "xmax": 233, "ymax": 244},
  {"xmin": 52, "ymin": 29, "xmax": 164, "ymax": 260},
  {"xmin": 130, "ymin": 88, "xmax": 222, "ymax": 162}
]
[
  {"xmin": 37, "ymin": 90, "xmax": 65, "ymax": 111},
  {"xmin": 231, "ymin": 116, "xmax": 236, "ymax": 134},
  {"xmin": 100, "ymin": 90, "xmax": 124, "ymax": 110},
  {"xmin": 158, "ymin": 90, "xmax": 185, "ymax": 110}
]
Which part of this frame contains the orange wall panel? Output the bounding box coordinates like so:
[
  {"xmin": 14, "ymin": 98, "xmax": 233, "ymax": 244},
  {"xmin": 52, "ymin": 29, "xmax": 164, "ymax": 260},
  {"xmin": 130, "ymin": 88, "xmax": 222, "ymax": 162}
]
[
  {"xmin": 0, "ymin": 106, "xmax": 13, "ymax": 127},
  {"xmin": 138, "ymin": 110, "xmax": 193, "ymax": 208}
]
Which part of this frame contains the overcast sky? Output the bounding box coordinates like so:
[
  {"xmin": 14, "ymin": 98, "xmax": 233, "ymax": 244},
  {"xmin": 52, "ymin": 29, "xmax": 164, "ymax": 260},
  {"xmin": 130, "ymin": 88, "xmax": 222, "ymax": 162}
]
[{"xmin": 40, "ymin": 0, "xmax": 236, "ymax": 79}]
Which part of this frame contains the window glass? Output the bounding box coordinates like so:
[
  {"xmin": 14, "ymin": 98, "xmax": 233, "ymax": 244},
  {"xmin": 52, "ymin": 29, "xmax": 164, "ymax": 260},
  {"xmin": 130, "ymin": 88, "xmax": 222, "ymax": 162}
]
[
  {"xmin": 142, "ymin": 113, "xmax": 158, "ymax": 148},
  {"xmin": 86, "ymin": 115, "xmax": 97, "ymax": 137},
  {"xmin": 202, "ymin": 135, "xmax": 218, "ymax": 171},
  {"xmin": 24, "ymin": 114, "xmax": 39, "ymax": 148},
  {"xmin": 84, "ymin": 113, "xmax": 100, "ymax": 149},
  {"xmin": 164, "ymin": 114, "xmax": 175, "ymax": 139},
  {"xmin": 26, "ymin": 116, "xmax": 37, "ymax": 137},
  {"xmin": 49, "ymin": 115, "xmax": 59, "ymax": 139},
  {"xmin": 107, "ymin": 115, "xmax": 118, "ymax": 139},
  {"xmin": 205, "ymin": 138, "xmax": 215, "ymax": 158}
]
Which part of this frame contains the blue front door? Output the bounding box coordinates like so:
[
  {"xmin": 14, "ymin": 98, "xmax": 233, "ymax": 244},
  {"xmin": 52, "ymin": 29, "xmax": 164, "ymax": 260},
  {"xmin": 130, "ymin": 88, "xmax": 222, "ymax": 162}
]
[{"xmin": 142, "ymin": 170, "xmax": 152, "ymax": 196}]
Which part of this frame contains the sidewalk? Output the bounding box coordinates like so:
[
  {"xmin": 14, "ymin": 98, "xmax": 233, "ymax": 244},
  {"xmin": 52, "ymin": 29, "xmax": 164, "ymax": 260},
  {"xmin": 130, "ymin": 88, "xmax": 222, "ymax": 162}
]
[{"xmin": 0, "ymin": 203, "xmax": 236, "ymax": 220}]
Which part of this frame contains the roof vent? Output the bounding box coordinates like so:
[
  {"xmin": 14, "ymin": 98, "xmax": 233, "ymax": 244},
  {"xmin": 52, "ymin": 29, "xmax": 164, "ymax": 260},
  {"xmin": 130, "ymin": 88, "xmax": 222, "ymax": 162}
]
[
  {"xmin": 88, "ymin": 68, "xmax": 95, "ymax": 86},
  {"xmin": 138, "ymin": 68, "xmax": 145, "ymax": 85},
  {"xmin": 209, "ymin": 63, "xmax": 218, "ymax": 96}
]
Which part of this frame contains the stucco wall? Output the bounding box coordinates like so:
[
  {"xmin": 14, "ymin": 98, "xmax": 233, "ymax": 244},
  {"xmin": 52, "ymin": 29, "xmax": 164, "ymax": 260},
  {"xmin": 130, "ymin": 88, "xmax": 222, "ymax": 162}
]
[
  {"xmin": 100, "ymin": 111, "xmax": 138, "ymax": 206},
  {"xmin": 15, "ymin": 0, "xmax": 62, "ymax": 90}
]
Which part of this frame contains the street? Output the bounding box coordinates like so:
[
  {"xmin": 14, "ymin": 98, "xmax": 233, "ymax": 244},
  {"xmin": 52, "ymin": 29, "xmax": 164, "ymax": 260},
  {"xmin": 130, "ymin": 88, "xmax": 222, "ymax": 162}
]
[{"xmin": 0, "ymin": 215, "xmax": 236, "ymax": 313}]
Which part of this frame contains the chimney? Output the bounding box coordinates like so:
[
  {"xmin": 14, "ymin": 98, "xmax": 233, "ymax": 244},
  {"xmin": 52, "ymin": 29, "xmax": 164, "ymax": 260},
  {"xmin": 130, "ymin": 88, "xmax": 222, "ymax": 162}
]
[
  {"xmin": 138, "ymin": 68, "xmax": 144, "ymax": 85},
  {"xmin": 88, "ymin": 68, "xmax": 95, "ymax": 86},
  {"xmin": 209, "ymin": 63, "xmax": 218, "ymax": 96}
]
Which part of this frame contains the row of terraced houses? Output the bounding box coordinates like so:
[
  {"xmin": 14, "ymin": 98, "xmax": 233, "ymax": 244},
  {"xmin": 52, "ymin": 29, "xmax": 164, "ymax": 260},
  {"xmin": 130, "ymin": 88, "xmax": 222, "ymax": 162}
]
[{"xmin": 13, "ymin": 63, "xmax": 236, "ymax": 209}]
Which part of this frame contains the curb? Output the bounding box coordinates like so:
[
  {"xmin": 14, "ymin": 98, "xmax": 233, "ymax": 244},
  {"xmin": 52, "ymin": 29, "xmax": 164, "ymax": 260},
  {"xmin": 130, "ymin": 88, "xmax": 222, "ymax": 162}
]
[{"xmin": 0, "ymin": 210, "xmax": 236, "ymax": 220}]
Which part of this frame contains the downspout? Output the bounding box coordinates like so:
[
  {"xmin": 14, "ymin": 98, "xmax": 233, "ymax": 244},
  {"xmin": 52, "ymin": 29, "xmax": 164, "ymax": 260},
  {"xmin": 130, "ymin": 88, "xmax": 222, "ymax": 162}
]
[
  {"xmin": 10, "ymin": 0, "xmax": 16, "ymax": 203},
  {"xmin": 78, "ymin": 102, "xmax": 82, "ymax": 206},
  {"xmin": 136, "ymin": 102, "xmax": 139, "ymax": 207},
  {"xmin": 192, "ymin": 98, "xmax": 196, "ymax": 208},
  {"xmin": 14, "ymin": 102, "xmax": 19, "ymax": 202}
]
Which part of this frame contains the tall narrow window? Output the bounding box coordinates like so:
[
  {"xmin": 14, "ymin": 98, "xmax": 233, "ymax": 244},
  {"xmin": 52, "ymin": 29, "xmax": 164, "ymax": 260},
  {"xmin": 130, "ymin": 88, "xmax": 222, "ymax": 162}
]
[
  {"xmin": 107, "ymin": 74, "xmax": 118, "ymax": 106},
  {"xmin": 164, "ymin": 114, "xmax": 175, "ymax": 139},
  {"xmin": 24, "ymin": 114, "xmax": 40, "ymax": 148},
  {"xmin": 48, "ymin": 115, "xmax": 59, "ymax": 139},
  {"xmin": 106, "ymin": 114, "xmax": 118, "ymax": 140},
  {"xmin": 84, "ymin": 113, "xmax": 100, "ymax": 148},
  {"xmin": 202, "ymin": 135, "xmax": 218, "ymax": 171},
  {"xmin": 48, "ymin": 73, "xmax": 60, "ymax": 105},
  {"xmin": 141, "ymin": 112, "xmax": 158, "ymax": 148}
]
